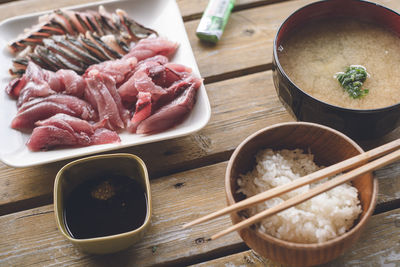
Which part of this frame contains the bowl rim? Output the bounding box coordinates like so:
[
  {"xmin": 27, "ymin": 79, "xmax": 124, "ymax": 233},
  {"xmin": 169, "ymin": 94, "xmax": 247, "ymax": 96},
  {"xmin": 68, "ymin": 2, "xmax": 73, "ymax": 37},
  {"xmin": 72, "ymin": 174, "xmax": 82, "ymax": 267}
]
[
  {"xmin": 273, "ymin": 0, "xmax": 400, "ymax": 113},
  {"xmin": 53, "ymin": 153, "xmax": 152, "ymax": 244},
  {"xmin": 225, "ymin": 121, "xmax": 379, "ymax": 248}
]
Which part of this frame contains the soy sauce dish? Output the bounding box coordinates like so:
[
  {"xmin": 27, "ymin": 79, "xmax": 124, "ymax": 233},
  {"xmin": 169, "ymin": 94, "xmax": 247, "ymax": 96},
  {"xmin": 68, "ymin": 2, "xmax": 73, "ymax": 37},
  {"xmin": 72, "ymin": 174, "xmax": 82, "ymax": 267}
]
[{"xmin": 54, "ymin": 153, "xmax": 152, "ymax": 254}]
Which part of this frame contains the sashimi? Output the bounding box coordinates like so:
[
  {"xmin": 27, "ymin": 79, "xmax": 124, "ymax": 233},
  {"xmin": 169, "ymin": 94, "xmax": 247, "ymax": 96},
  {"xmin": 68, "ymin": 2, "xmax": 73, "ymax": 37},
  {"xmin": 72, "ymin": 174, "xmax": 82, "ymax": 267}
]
[
  {"xmin": 12, "ymin": 102, "xmax": 77, "ymax": 131},
  {"xmin": 136, "ymin": 82, "xmax": 199, "ymax": 134}
]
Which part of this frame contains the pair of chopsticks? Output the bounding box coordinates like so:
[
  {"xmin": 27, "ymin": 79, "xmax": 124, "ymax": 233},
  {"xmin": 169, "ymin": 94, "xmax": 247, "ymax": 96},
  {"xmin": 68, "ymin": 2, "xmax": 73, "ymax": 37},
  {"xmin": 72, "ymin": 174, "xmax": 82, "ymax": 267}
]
[{"xmin": 183, "ymin": 138, "xmax": 400, "ymax": 240}]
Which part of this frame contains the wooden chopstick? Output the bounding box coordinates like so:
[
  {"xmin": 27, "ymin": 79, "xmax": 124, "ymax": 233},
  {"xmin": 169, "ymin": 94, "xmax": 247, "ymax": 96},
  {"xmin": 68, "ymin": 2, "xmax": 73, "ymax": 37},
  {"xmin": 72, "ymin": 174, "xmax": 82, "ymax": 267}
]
[
  {"xmin": 211, "ymin": 147, "xmax": 400, "ymax": 239},
  {"xmin": 183, "ymin": 138, "xmax": 400, "ymax": 230}
]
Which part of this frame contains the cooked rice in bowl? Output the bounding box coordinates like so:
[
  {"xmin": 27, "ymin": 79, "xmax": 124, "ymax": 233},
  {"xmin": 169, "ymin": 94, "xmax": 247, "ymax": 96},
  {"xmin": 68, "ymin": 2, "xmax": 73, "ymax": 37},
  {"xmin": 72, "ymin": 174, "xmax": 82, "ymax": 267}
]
[{"xmin": 237, "ymin": 149, "xmax": 362, "ymax": 243}]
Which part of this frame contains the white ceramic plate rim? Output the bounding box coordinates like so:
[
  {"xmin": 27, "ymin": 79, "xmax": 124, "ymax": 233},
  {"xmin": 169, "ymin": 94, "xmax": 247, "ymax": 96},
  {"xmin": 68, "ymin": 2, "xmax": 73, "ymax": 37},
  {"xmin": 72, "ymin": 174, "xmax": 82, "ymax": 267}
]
[{"xmin": 0, "ymin": 0, "xmax": 211, "ymax": 167}]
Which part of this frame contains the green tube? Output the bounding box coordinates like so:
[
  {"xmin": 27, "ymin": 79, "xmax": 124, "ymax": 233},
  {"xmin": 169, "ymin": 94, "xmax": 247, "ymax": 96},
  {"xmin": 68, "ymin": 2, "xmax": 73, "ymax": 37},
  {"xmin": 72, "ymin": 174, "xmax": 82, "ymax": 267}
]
[{"xmin": 196, "ymin": 0, "xmax": 235, "ymax": 43}]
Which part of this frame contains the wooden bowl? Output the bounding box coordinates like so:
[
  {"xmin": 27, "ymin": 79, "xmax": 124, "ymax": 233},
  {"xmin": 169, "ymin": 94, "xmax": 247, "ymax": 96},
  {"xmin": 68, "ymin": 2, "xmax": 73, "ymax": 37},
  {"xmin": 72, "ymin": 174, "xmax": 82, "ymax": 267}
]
[{"xmin": 225, "ymin": 122, "xmax": 378, "ymax": 266}]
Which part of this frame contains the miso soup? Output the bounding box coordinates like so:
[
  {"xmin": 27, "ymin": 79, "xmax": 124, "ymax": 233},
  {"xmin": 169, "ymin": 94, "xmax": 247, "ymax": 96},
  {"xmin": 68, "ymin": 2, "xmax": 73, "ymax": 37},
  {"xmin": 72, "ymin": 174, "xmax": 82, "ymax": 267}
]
[{"xmin": 278, "ymin": 18, "xmax": 400, "ymax": 109}]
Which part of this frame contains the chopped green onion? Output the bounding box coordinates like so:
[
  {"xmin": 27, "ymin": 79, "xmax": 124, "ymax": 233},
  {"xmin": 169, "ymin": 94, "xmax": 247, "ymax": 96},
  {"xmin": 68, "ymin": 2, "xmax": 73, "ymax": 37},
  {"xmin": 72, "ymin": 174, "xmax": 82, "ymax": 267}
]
[{"xmin": 335, "ymin": 65, "xmax": 369, "ymax": 99}]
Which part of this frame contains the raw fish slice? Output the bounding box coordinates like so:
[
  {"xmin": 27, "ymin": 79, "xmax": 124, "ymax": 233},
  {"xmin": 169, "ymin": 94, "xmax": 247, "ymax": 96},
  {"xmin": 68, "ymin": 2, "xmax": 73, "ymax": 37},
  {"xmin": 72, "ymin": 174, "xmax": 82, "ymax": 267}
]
[
  {"xmin": 24, "ymin": 61, "xmax": 46, "ymax": 81},
  {"xmin": 42, "ymin": 38, "xmax": 87, "ymax": 68},
  {"xmin": 115, "ymin": 8, "xmax": 157, "ymax": 41},
  {"xmin": 27, "ymin": 125, "xmax": 90, "ymax": 151},
  {"xmin": 24, "ymin": 61, "xmax": 63, "ymax": 92},
  {"xmin": 18, "ymin": 95, "xmax": 97, "ymax": 121},
  {"xmin": 117, "ymin": 56, "xmax": 169, "ymax": 104},
  {"xmin": 99, "ymin": 72, "xmax": 131, "ymax": 125},
  {"xmin": 56, "ymin": 69, "xmax": 86, "ymax": 97},
  {"xmin": 29, "ymin": 114, "xmax": 118, "ymax": 151},
  {"xmin": 154, "ymin": 76, "xmax": 199, "ymax": 109},
  {"xmin": 136, "ymin": 82, "xmax": 199, "ymax": 134},
  {"xmin": 78, "ymin": 34, "xmax": 114, "ymax": 61},
  {"xmin": 36, "ymin": 113, "xmax": 95, "ymax": 135},
  {"xmin": 8, "ymin": 7, "xmax": 158, "ymax": 76},
  {"xmin": 164, "ymin": 62, "xmax": 192, "ymax": 74},
  {"xmin": 11, "ymin": 102, "xmax": 77, "ymax": 131},
  {"xmin": 117, "ymin": 73, "xmax": 139, "ymax": 105},
  {"xmin": 17, "ymin": 81, "xmax": 56, "ymax": 107},
  {"xmin": 52, "ymin": 35, "xmax": 101, "ymax": 65},
  {"xmin": 42, "ymin": 69, "xmax": 64, "ymax": 92},
  {"xmin": 85, "ymin": 56, "xmax": 137, "ymax": 85},
  {"xmin": 64, "ymin": 10, "xmax": 87, "ymax": 34},
  {"xmin": 134, "ymin": 71, "xmax": 166, "ymax": 102},
  {"xmin": 124, "ymin": 37, "xmax": 178, "ymax": 61},
  {"xmin": 136, "ymin": 55, "xmax": 169, "ymax": 68},
  {"xmin": 90, "ymin": 128, "xmax": 120, "ymax": 145},
  {"xmin": 128, "ymin": 92, "xmax": 152, "ymax": 133},
  {"xmin": 148, "ymin": 64, "xmax": 184, "ymax": 88},
  {"xmin": 86, "ymin": 31, "xmax": 122, "ymax": 59},
  {"xmin": 101, "ymin": 35, "xmax": 128, "ymax": 55},
  {"xmin": 8, "ymin": 18, "xmax": 67, "ymax": 53},
  {"xmin": 85, "ymin": 73, "xmax": 125, "ymax": 130},
  {"xmin": 117, "ymin": 60, "xmax": 161, "ymax": 104}
]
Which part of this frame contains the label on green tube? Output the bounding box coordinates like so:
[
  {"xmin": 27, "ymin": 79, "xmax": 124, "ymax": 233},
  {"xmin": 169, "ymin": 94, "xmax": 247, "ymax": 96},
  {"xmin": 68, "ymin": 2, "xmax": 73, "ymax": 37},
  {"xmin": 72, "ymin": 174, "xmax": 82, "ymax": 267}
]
[{"xmin": 196, "ymin": 0, "xmax": 235, "ymax": 43}]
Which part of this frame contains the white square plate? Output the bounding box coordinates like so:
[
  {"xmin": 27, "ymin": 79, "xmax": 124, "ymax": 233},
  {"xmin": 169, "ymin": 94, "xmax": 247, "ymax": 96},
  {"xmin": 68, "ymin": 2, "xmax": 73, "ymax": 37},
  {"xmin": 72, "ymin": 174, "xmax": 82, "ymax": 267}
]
[{"xmin": 0, "ymin": 0, "xmax": 211, "ymax": 167}]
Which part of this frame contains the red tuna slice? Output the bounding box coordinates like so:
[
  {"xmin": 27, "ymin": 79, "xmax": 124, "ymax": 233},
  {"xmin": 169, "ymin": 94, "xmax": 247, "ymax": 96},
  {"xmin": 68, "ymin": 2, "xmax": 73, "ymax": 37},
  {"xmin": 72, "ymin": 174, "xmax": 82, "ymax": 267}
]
[
  {"xmin": 123, "ymin": 37, "xmax": 178, "ymax": 61},
  {"xmin": 86, "ymin": 70, "xmax": 130, "ymax": 125},
  {"xmin": 117, "ymin": 73, "xmax": 139, "ymax": 105},
  {"xmin": 24, "ymin": 61, "xmax": 47, "ymax": 82},
  {"xmin": 16, "ymin": 81, "xmax": 56, "ymax": 107},
  {"xmin": 36, "ymin": 113, "xmax": 95, "ymax": 135},
  {"xmin": 85, "ymin": 56, "xmax": 137, "ymax": 85},
  {"xmin": 90, "ymin": 128, "xmax": 120, "ymax": 145},
  {"xmin": 134, "ymin": 56, "xmax": 167, "ymax": 67},
  {"xmin": 164, "ymin": 63, "xmax": 192, "ymax": 74},
  {"xmin": 99, "ymin": 72, "xmax": 130, "ymax": 124},
  {"xmin": 26, "ymin": 61, "xmax": 63, "ymax": 92},
  {"xmin": 27, "ymin": 125, "xmax": 91, "ymax": 151},
  {"xmin": 134, "ymin": 71, "xmax": 166, "ymax": 102},
  {"xmin": 42, "ymin": 69, "xmax": 64, "ymax": 92},
  {"xmin": 136, "ymin": 82, "xmax": 199, "ymax": 134},
  {"xmin": 149, "ymin": 64, "xmax": 183, "ymax": 88},
  {"xmin": 85, "ymin": 71, "xmax": 125, "ymax": 130},
  {"xmin": 128, "ymin": 92, "xmax": 152, "ymax": 133},
  {"xmin": 117, "ymin": 57, "xmax": 168, "ymax": 105},
  {"xmin": 18, "ymin": 94, "xmax": 97, "ymax": 121},
  {"xmin": 14, "ymin": 63, "xmax": 57, "ymax": 106},
  {"xmin": 11, "ymin": 102, "xmax": 77, "ymax": 131},
  {"xmin": 26, "ymin": 60, "xmax": 84, "ymax": 95},
  {"xmin": 56, "ymin": 69, "xmax": 86, "ymax": 97},
  {"xmin": 155, "ymin": 75, "xmax": 202, "ymax": 110}
]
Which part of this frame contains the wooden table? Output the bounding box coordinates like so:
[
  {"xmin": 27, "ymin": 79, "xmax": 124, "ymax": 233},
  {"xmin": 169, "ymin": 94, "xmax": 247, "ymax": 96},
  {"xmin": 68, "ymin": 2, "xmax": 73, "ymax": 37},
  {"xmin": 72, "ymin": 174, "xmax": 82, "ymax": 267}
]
[{"xmin": 0, "ymin": 0, "xmax": 399, "ymax": 266}]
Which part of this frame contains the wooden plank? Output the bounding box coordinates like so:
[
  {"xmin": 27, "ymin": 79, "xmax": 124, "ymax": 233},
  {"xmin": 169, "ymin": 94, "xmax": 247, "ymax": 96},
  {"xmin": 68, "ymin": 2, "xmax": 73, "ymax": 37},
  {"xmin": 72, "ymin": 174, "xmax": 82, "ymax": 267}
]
[
  {"xmin": 0, "ymin": 161, "xmax": 399, "ymax": 266},
  {"xmin": 0, "ymin": 0, "xmax": 278, "ymax": 22},
  {"xmin": 0, "ymin": 70, "xmax": 293, "ymax": 214},
  {"xmin": 177, "ymin": 0, "xmax": 287, "ymax": 21},
  {"xmin": 191, "ymin": 208, "xmax": 400, "ymax": 267}
]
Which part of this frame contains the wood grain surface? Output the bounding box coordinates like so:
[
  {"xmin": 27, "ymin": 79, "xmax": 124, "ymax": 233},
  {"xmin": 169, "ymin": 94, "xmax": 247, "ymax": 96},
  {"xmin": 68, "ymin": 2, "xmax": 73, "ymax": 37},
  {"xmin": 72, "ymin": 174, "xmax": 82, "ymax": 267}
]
[
  {"xmin": 0, "ymin": 0, "xmax": 400, "ymax": 266},
  {"xmin": 192, "ymin": 207, "xmax": 400, "ymax": 266},
  {"xmin": 1, "ymin": 162, "xmax": 399, "ymax": 266}
]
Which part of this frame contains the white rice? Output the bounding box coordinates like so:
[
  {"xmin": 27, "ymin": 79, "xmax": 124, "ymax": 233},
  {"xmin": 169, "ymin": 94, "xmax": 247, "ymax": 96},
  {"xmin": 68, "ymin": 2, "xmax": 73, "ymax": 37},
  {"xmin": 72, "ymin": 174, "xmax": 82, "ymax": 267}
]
[{"xmin": 237, "ymin": 149, "xmax": 362, "ymax": 243}]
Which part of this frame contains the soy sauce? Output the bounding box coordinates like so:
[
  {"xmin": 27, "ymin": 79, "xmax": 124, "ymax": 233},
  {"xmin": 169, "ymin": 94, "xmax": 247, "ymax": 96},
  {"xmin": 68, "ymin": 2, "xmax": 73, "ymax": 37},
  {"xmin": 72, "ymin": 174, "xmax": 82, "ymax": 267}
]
[{"xmin": 64, "ymin": 175, "xmax": 147, "ymax": 239}]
